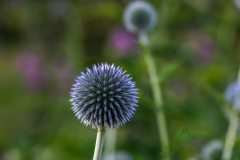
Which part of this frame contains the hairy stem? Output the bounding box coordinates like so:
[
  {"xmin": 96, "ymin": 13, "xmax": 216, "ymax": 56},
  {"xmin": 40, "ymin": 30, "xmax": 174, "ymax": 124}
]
[
  {"xmin": 93, "ymin": 128, "xmax": 106, "ymax": 160},
  {"xmin": 221, "ymin": 109, "xmax": 239, "ymax": 160},
  {"xmin": 140, "ymin": 33, "xmax": 170, "ymax": 160}
]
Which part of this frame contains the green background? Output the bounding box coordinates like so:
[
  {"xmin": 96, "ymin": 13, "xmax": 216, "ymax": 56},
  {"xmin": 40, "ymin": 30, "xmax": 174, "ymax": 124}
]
[{"xmin": 1, "ymin": 0, "xmax": 240, "ymax": 159}]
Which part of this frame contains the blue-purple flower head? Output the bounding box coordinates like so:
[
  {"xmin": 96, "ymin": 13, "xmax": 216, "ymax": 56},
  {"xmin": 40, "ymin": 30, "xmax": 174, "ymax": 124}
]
[
  {"xmin": 225, "ymin": 81, "xmax": 240, "ymax": 111},
  {"xmin": 70, "ymin": 63, "xmax": 139, "ymax": 129},
  {"xmin": 123, "ymin": 1, "xmax": 156, "ymax": 33}
]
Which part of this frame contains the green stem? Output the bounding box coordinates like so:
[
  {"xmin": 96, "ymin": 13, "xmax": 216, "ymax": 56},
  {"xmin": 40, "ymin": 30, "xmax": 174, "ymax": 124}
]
[
  {"xmin": 145, "ymin": 53, "xmax": 163, "ymax": 108},
  {"xmin": 156, "ymin": 109, "xmax": 170, "ymax": 159},
  {"xmin": 93, "ymin": 128, "xmax": 106, "ymax": 160},
  {"xmin": 104, "ymin": 128, "xmax": 117, "ymax": 160},
  {"xmin": 140, "ymin": 33, "xmax": 170, "ymax": 160},
  {"xmin": 221, "ymin": 109, "xmax": 239, "ymax": 160}
]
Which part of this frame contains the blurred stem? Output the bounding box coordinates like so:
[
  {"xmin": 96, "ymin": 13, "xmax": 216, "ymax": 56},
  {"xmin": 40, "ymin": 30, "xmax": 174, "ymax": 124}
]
[
  {"xmin": 221, "ymin": 108, "xmax": 239, "ymax": 160},
  {"xmin": 103, "ymin": 128, "xmax": 117, "ymax": 160},
  {"xmin": 93, "ymin": 128, "xmax": 106, "ymax": 160},
  {"xmin": 140, "ymin": 33, "xmax": 170, "ymax": 160},
  {"xmin": 222, "ymin": 65, "xmax": 240, "ymax": 160}
]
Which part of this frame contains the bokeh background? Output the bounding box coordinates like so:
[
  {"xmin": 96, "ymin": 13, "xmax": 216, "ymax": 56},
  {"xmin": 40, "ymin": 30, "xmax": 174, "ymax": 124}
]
[{"xmin": 1, "ymin": 0, "xmax": 240, "ymax": 159}]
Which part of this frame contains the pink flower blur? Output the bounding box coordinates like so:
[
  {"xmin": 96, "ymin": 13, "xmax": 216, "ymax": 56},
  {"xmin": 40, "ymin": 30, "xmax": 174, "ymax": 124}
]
[
  {"xmin": 109, "ymin": 26, "xmax": 137, "ymax": 54},
  {"xmin": 14, "ymin": 52, "xmax": 46, "ymax": 91}
]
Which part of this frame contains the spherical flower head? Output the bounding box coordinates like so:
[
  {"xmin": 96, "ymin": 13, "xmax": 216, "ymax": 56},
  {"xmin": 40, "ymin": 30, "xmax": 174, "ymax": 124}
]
[
  {"xmin": 123, "ymin": 1, "xmax": 157, "ymax": 33},
  {"xmin": 109, "ymin": 26, "xmax": 137, "ymax": 54},
  {"xmin": 225, "ymin": 81, "xmax": 240, "ymax": 111},
  {"xmin": 70, "ymin": 63, "xmax": 139, "ymax": 129}
]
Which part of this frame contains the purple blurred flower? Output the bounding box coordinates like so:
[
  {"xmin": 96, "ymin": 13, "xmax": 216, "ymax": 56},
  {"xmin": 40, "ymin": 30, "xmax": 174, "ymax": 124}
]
[
  {"xmin": 24, "ymin": 67, "xmax": 46, "ymax": 91},
  {"xmin": 108, "ymin": 26, "xmax": 137, "ymax": 54},
  {"xmin": 225, "ymin": 81, "xmax": 240, "ymax": 111},
  {"xmin": 224, "ymin": 81, "xmax": 240, "ymax": 132},
  {"xmin": 15, "ymin": 52, "xmax": 41, "ymax": 73},
  {"xmin": 14, "ymin": 52, "xmax": 46, "ymax": 91},
  {"xmin": 188, "ymin": 30, "xmax": 214, "ymax": 64}
]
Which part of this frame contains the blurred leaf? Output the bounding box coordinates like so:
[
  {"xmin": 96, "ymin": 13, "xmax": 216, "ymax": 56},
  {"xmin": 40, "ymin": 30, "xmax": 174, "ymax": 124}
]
[
  {"xmin": 197, "ymin": 79, "xmax": 226, "ymax": 104},
  {"xmin": 171, "ymin": 128, "xmax": 194, "ymax": 152},
  {"xmin": 157, "ymin": 60, "xmax": 182, "ymax": 83},
  {"xmin": 175, "ymin": 128, "xmax": 193, "ymax": 142},
  {"xmin": 138, "ymin": 90, "xmax": 154, "ymax": 108}
]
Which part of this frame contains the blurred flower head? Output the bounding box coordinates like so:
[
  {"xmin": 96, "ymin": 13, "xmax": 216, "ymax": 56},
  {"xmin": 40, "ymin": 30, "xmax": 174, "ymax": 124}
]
[
  {"xmin": 3, "ymin": 148, "xmax": 21, "ymax": 160},
  {"xmin": 123, "ymin": 1, "xmax": 157, "ymax": 33},
  {"xmin": 201, "ymin": 140, "xmax": 223, "ymax": 160},
  {"xmin": 33, "ymin": 147, "xmax": 53, "ymax": 160},
  {"xmin": 188, "ymin": 30, "xmax": 214, "ymax": 64},
  {"xmin": 108, "ymin": 26, "xmax": 137, "ymax": 54},
  {"xmin": 225, "ymin": 81, "xmax": 240, "ymax": 111},
  {"xmin": 103, "ymin": 151, "xmax": 133, "ymax": 160},
  {"xmin": 48, "ymin": 0, "xmax": 72, "ymax": 17},
  {"xmin": 70, "ymin": 63, "xmax": 139, "ymax": 129},
  {"xmin": 15, "ymin": 52, "xmax": 41, "ymax": 73},
  {"xmin": 233, "ymin": 0, "xmax": 240, "ymax": 10},
  {"xmin": 14, "ymin": 51, "xmax": 46, "ymax": 91},
  {"xmin": 186, "ymin": 157, "xmax": 201, "ymax": 160}
]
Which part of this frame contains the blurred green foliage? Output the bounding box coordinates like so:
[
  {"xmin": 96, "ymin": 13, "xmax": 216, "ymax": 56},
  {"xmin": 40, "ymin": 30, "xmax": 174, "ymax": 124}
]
[{"xmin": 1, "ymin": 0, "xmax": 240, "ymax": 160}]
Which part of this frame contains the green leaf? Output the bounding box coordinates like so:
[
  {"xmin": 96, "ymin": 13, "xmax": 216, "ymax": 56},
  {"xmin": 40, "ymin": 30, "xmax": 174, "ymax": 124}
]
[
  {"xmin": 138, "ymin": 90, "xmax": 154, "ymax": 108},
  {"xmin": 157, "ymin": 60, "xmax": 182, "ymax": 83},
  {"xmin": 197, "ymin": 79, "xmax": 226, "ymax": 104}
]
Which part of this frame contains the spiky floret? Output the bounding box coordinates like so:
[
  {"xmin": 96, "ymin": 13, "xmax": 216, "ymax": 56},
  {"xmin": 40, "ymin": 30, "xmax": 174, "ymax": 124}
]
[
  {"xmin": 123, "ymin": 1, "xmax": 156, "ymax": 33},
  {"xmin": 70, "ymin": 63, "xmax": 139, "ymax": 129}
]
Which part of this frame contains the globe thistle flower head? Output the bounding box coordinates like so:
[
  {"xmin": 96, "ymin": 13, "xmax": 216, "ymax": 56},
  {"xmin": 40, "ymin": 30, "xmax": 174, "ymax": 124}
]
[
  {"xmin": 70, "ymin": 63, "xmax": 139, "ymax": 129},
  {"xmin": 123, "ymin": 1, "xmax": 157, "ymax": 33},
  {"xmin": 225, "ymin": 81, "xmax": 240, "ymax": 111}
]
